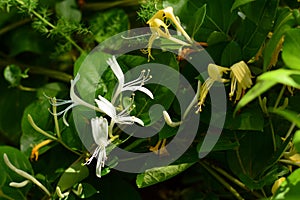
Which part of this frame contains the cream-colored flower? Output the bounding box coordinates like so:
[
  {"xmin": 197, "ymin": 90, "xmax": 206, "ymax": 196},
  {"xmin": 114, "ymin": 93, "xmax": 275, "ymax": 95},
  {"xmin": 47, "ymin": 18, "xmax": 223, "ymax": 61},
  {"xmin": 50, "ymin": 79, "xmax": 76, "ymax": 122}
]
[
  {"xmin": 197, "ymin": 64, "xmax": 230, "ymax": 112},
  {"xmin": 145, "ymin": 6, "xmax": 192, "ymax": 60},
  {"xmin": 229, "ymin": 61, "xmax": 253, "ymax": 102}
]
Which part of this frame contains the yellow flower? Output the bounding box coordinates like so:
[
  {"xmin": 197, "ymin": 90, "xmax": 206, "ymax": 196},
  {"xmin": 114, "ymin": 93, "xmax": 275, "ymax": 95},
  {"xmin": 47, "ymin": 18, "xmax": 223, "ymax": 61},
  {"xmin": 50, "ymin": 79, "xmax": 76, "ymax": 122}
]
[
  {"xmin": 229, "ymin": 61, "xmax": 253, "ymax": 102},
  {"xmin": 197, "ymin": 64, "xmax": 230, "ymax": 112},
  {"xmin": 145, "ymin": 6, "xmax": 192, "ymax": 60}
]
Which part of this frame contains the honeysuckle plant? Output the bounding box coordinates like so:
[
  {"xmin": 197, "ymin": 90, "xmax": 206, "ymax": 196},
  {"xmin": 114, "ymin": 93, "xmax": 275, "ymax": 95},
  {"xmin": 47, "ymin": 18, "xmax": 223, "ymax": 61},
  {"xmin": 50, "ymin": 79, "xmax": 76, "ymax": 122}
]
[{"xmin": 2, "ymin": 1, "xmax": 300, "ymax": 200}]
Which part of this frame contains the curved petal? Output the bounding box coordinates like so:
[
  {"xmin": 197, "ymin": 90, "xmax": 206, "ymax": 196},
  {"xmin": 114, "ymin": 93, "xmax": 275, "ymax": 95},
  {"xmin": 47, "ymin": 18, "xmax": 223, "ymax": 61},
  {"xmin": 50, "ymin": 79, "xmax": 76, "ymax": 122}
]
[
  {"xmin": 107, "ymin": 56, "xmax": 124, "ymax": 85},
  {"xmin": 122, "ymin": 86, "xmax": 154, "ymax": 99},
  {"xmin": 117, "ymin": 116, "xmax": 144, "ymax": 126},
  {"xmin": 95, "ymin": 95, "xmax": 117, "ymax": 119}
]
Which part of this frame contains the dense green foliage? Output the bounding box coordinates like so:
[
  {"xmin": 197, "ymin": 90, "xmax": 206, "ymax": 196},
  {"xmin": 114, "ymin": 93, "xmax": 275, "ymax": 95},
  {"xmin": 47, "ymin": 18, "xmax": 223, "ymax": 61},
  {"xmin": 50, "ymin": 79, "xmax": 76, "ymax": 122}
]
[{"xmin": 1, "ymin": 0, "xmax": 300, "ymax": 199}]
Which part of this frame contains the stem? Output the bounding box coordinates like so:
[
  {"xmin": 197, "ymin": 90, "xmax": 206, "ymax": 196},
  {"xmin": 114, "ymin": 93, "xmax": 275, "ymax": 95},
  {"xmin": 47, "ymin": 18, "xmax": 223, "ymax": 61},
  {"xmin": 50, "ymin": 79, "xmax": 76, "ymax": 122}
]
[
  {"xmin": 205, "ymin": 161, "xmax": 264, "ymax": 199},
  {"xmin": 57, "ymin": 139, "xmax": 82, "ymax": 156},
  {"xmin": 3, "ymin": 154, "xmax": 51, "ymax": 196},
  {"xmin": 124, "ymin": 138, "xmax": 148, "ymax": 151},
  {"xmin": 200, "ymin": 162, "xmax": 244, "ymax": 200},
  {"xmin": 274, "ymin": 85, "xmax": 286, "ymax": 109},
  {"xmin": 0, "ymin": 18, "xmax": 31, "ymax": 36},
  {"xmin": 52, "ymin": 98, "xmax": 61, "ymax": 139},
  {"xmin": 206, "ymin": 15, "xmax": 225, "ymax": 34},
  {"xmin": 269, "ymin": 118, "xmax": 277, "ymax": 151},
  {"xmin": 234, "ymin": 133, "xmax": 247, "ymax": 175},
  {"xmin": 0, "ymin": 56, "xmax": 72, "ymax": 82},
  {"xmin": 18, "ymin": 85, "xmax": 37, "ymax": 92},
  {"xmin": 82, "ymin": 0, "xmax": 139, "ymax": 11},
  {"xmin": 15, "ymin": 0, "xmax": 84, "ymax": 53},
  {"xmin": 285, "ymin": 122, "xmax": 296, "ymax": 140}
]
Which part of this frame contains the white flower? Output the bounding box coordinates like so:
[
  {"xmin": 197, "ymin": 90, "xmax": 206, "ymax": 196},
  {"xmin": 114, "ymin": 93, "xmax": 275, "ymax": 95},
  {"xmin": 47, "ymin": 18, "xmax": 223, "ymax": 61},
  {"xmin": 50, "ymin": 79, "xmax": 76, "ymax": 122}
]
[
  {"xmin": 107, "ymin": 56, "xmax": 153, "ymax": 104},
  {"xmin": 48, "ymin": 74, "xmax": 100, "ymax": 126},
  {"xmin": 95, "ymin": 95, "xmax": 144, "ymax": 126},
  {"xmin": 84, "ymin": 117, "xmax": 109, "ymax": 178}
]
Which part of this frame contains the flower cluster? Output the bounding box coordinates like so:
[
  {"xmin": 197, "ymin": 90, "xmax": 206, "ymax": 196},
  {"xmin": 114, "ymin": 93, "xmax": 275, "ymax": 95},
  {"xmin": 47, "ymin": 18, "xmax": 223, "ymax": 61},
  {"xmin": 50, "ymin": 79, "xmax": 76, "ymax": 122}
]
[
  {"xmin": 197, "ymin": 61, "xmax": 253, "ymax": 112},
  {"xmin": 144, "ymin": 6, "xmax": 193, "ymax": 60},
  {"xmin": 48, "ymin": 56, "xmax": 153, "ymax": 177}
]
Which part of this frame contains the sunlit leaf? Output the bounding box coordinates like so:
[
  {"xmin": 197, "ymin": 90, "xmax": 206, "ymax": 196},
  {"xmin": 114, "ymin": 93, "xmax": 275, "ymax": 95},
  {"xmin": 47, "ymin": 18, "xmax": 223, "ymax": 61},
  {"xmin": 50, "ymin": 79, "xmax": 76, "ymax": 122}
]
[
  {"xmin": 269, "ymin": 108, "xmax": 300, "ymax": 128},
  {"xmin": 57, "ymin": 158, "xmax": 89, "ymax": 192},
  {"xmin": 263, "ymin": 8, "xmax": 296, "ymax": 70},
  {"xmin": 136, "ymin": 163, "xmax": 195, "ymax": 188},
  {"xmin": 282, "ymin": 28, "xmax": 300, "ymax": 70},
  {"xmin": 293, "ymin": 130, "xmax": 300, "ymax": 154},
  {"xmin": 273, "ymin": 168, "xmax": 300, "ymax": 199}
]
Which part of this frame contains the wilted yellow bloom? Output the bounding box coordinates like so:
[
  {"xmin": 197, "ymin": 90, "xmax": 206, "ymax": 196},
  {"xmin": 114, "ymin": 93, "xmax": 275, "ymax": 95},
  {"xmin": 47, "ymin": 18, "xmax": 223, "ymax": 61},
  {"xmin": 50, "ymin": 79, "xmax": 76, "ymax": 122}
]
[
  {"xmin": 197, "ymin": 64, "xmax": 230, "ymax": 112},
  {"xmin": 271, "ymin": 177, "xmax": 286, "ymax": 195},
  {"xmin": 145, "ymin": 6, "xmax": 192, "ymax": 60},
  {"xmin": 229, "ymin": 61, "xmax": 253, "ymax": 102}
]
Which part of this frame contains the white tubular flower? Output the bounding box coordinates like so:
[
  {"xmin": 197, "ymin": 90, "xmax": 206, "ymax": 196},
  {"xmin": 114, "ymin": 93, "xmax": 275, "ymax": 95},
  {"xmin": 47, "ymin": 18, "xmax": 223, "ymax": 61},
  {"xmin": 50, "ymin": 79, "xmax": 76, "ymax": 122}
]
[
  {"xmin": 48, "ymin": 74, "xmax": 100, "ymax": 126},
  {"xmin": 84, "ymin": 117, "xmax": 109, "ymax": 178},
  {"xmin": 197, "ymin": 64, "xmax": 230, "ymax": 112},
  {"xmin": 95, "ymin": 95, "xmax": 144, "ymax": 126},
  {"xmin": 229, "ymin": 61, "xmax": 253, "ymax": 102},
  {"xmin": 107, "ymin": 56, "xmax": 153, "ymax": 104}
]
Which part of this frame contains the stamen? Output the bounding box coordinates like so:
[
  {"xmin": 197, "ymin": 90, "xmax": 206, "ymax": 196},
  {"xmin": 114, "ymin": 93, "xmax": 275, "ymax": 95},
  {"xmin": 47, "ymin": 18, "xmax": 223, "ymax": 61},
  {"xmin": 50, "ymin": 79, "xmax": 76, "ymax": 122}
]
[{"xmin": 84, "ymin": 146, "xmax": 100, "ymax": 165}]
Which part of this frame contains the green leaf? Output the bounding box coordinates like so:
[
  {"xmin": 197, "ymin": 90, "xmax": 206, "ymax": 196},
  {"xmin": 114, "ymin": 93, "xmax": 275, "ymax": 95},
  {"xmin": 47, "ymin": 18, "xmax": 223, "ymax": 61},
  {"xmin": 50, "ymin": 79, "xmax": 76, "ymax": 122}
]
[
  {"xmin": 236, "ymin": 0, "xmax": 279, "ymax": 59},
  {"xmin": 269, "ymin": 108, "xmax": 300, "ymax": 128},
  {"xmin": 55, "ymin": 0, "xmax": 81, "ymax": 22},
  {"xmin": 207, "ymin": 31, "xmax": 228, "ymax": 46},
  {"xmin": 225, "ymin": 103, "xmax": 264, "ymax": 131},
  {"xmin": 282, "ymin": 28, "xmax": 300, "ymax": 70},
  {"xmin": 0, "ymin": 79, "xmax": 35, "ymax": 145},
  {"xmin": 235, "ymin": 68, "xmax": 300, "ymax": 112},
  {"xmin": 136, "ymin": 162, "xmax": 195, "ymax": 188},
  {"xmin": 0, "ymin": 146, "xmax": 33, "ymax": 200},
  {"xmin": 227, "ymin": 131, "xmax": 275, "ymax": 189},
  {"xmin": 273, "ymin": 168, "xmax": 300, "ymax": 199},
  {"xmin": 234, "ymin": 80, "xmax": 276, "ymax": 113},
  {"xmin": 231, "ymin": 0, "xmax": 256, "ymax": 11},
  {"xmin": 3, "ymin": 65, "xmax": 28, "ymax": 87},
  {"xmin": 7, "ymin": 27, "xmax": 53, "ymax": 56},
  {"xmin": 190, "ymin": 4, "xmax": 206, "ymax": 38},
  {"xmin": 221, "ymin": 41, "xmax": 242, "ymax": 66},
  {"xmin": 293, "ymin": 130, "xmax": 300, "ymax": 154},
  {"xmin": 258, "ymin": 69, "xmax": 300, "ymax": 89},
  {"xmin": 198, "ymin": 132, "xmax": 239, "ymax": 152},
  {"xmin": 57, "ymin": 159, "xmax": 89, "ymax": 192},
  {"xmin": 263, "ymin": 8, "xmax": 297, "ymax": 70}
]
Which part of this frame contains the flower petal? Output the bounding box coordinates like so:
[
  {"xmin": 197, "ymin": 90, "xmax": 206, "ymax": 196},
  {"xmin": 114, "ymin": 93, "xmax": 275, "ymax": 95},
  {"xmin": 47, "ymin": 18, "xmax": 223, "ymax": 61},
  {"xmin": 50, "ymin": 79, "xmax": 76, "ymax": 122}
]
[
  {"xmin": 95, "ymin": 147, "xmax": 106, "ymax": 178},
  {"xmin": 117, "ymin": 116, "xmax": 144, "ymax": 126},
  {"xmin": 122, "ymin": 86, "xmax": 154, "ymax": 99},
  {"xmin": 91, "ymin": 117, "xmax": 109, "ymax": 146},
  {"xmin": 95, "ymin": 95, "xmax": 117, "ymax": 119}
]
